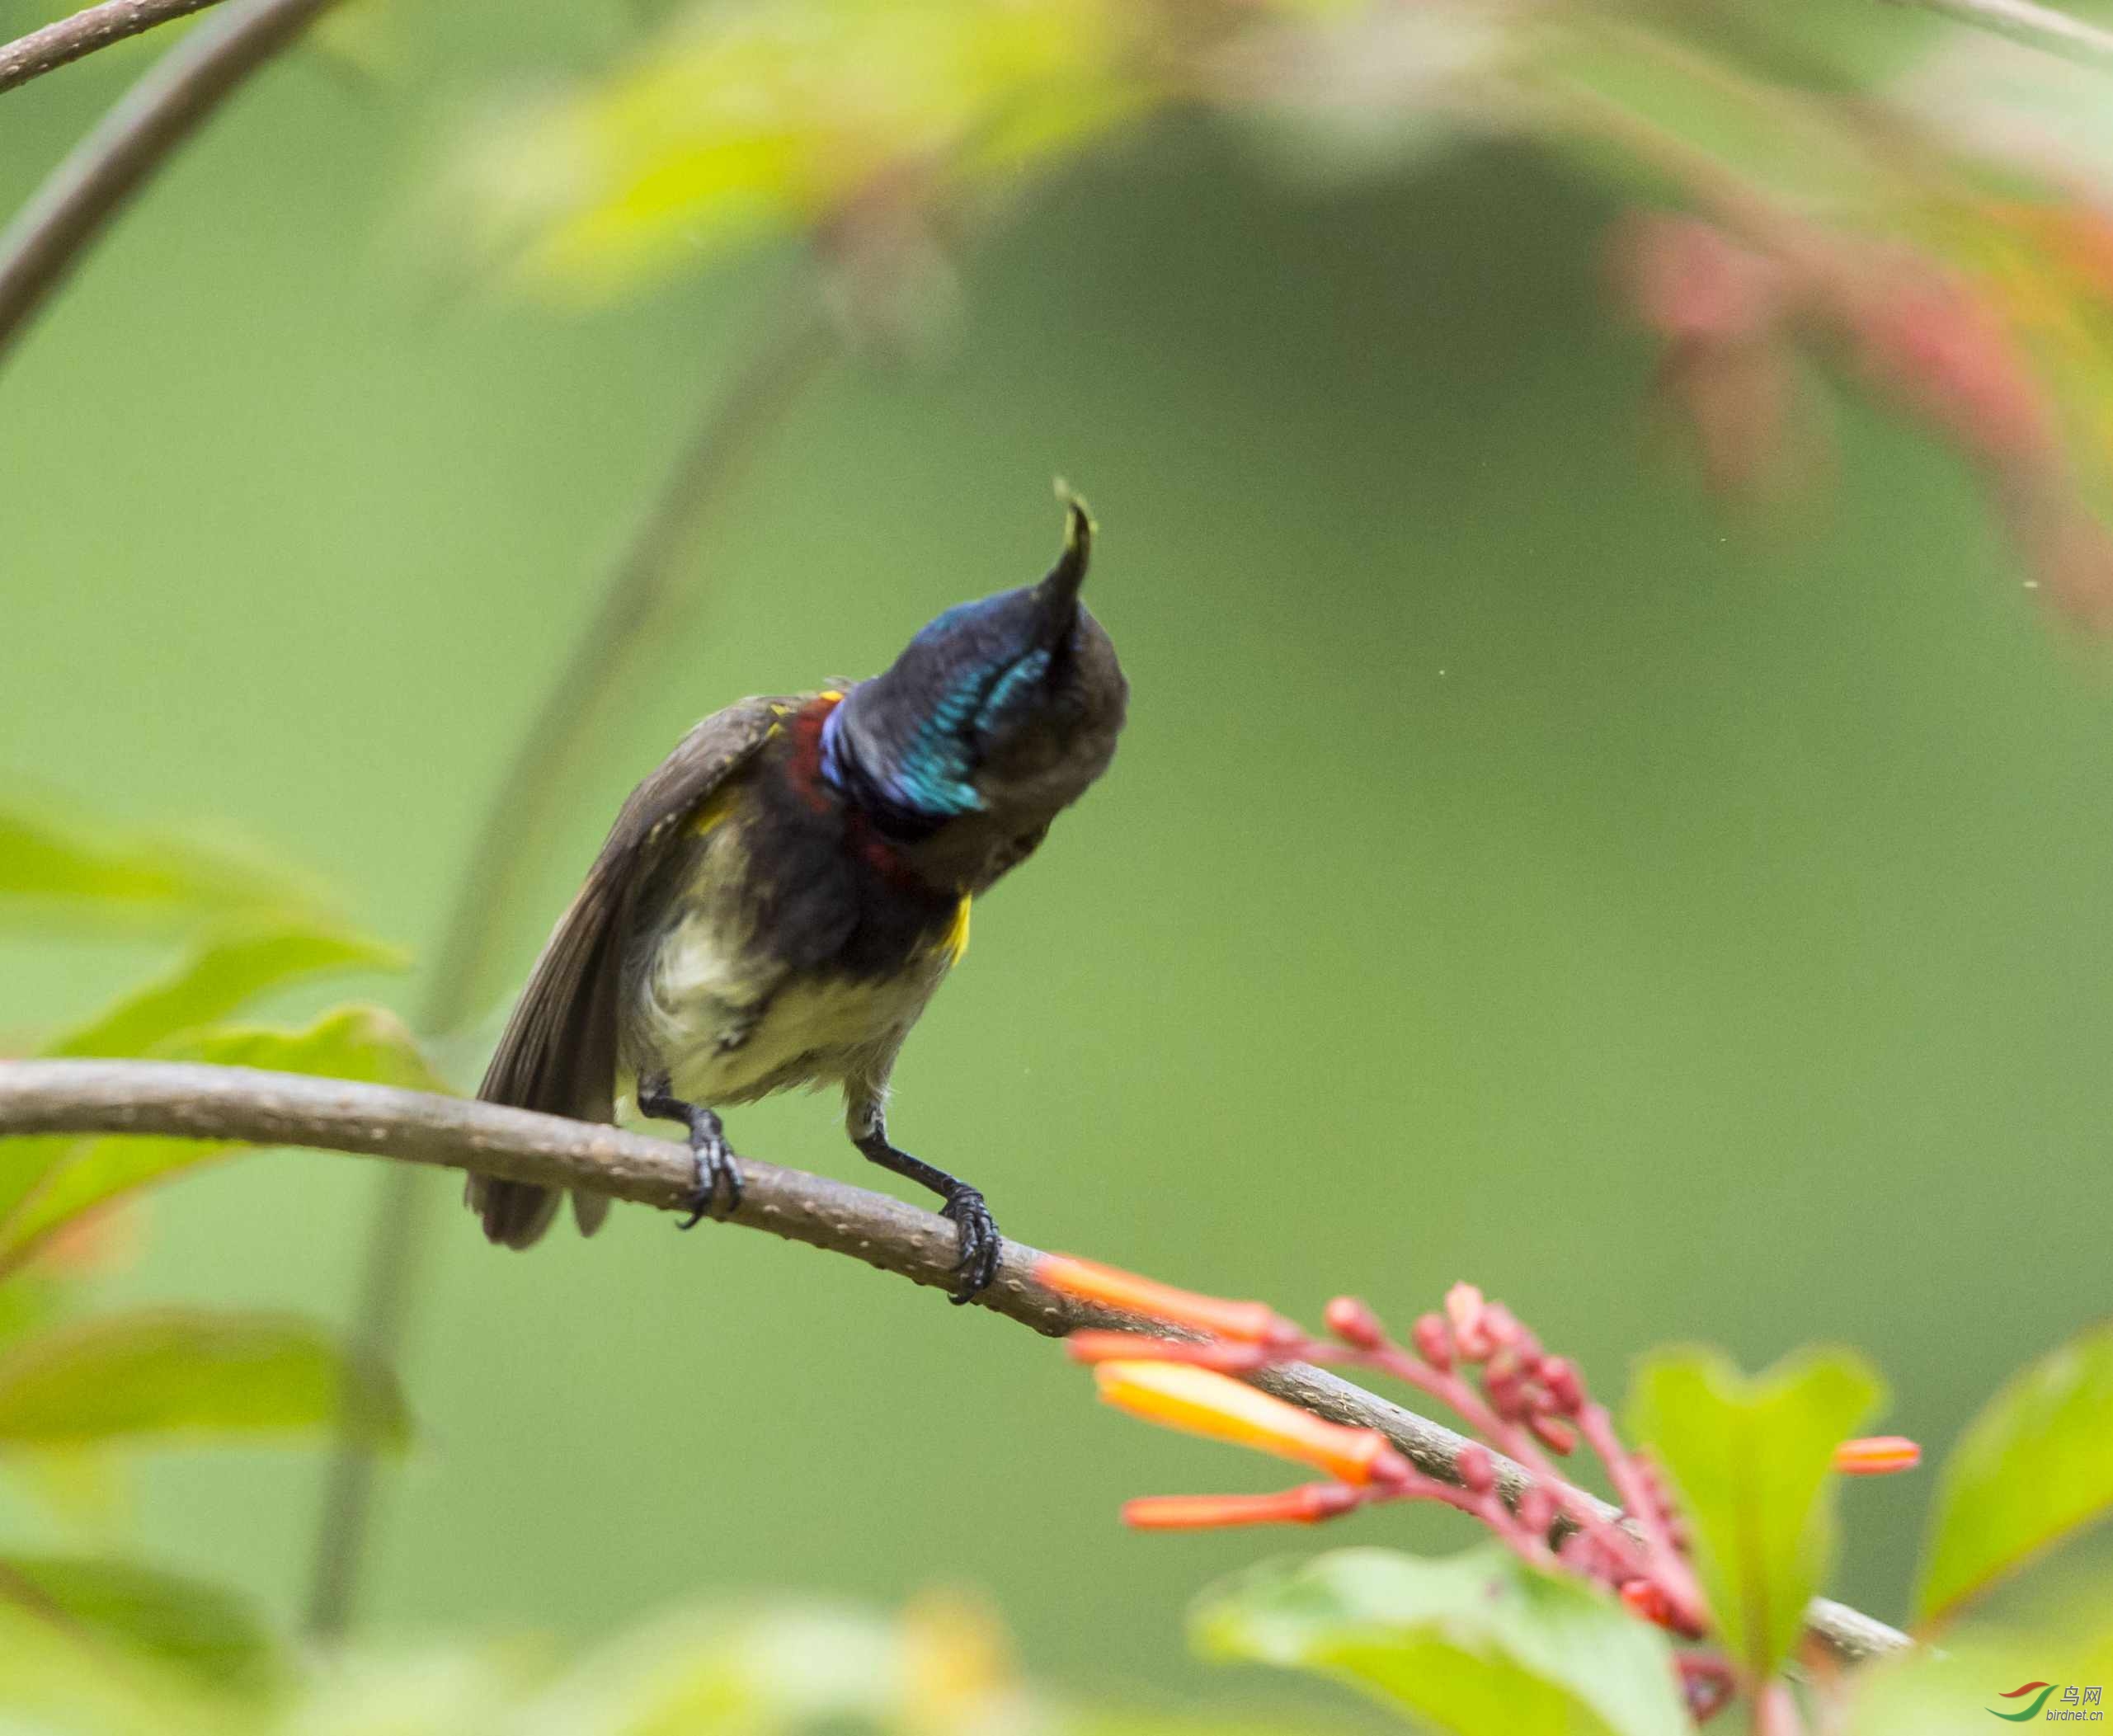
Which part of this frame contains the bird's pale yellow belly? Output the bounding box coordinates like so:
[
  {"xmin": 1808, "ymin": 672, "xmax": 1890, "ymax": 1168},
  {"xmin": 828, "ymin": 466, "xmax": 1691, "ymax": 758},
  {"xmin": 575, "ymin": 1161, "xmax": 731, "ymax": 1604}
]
[{"xmin": 630, "ymin": 894, "xmax": 964, "ymax": 1108}]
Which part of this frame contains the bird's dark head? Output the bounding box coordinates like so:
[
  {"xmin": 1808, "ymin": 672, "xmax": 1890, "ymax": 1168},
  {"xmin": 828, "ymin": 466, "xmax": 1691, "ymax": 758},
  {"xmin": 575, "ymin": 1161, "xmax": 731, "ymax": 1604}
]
[{"xmin": 820, "ymin": 497, "xmax": 1127, "ymax": 889}]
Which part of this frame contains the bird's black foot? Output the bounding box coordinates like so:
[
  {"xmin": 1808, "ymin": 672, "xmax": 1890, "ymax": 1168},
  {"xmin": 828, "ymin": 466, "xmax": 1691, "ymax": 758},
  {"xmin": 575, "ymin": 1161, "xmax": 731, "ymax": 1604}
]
[
  {"xmin": 638, "ymin": 1076, "xmax": 743, "ymax": 1228},
  {"xmin": 940, "ymin": 1186, "xmax": 1000, "ymax": 1305},
  {"xmin": 675, "ymin": 1129, "xmax": 742, "ymax": 1229},
  {"xmin": 851, "ymin": 1112, "xmax": 1001, "ymax": 1305}
]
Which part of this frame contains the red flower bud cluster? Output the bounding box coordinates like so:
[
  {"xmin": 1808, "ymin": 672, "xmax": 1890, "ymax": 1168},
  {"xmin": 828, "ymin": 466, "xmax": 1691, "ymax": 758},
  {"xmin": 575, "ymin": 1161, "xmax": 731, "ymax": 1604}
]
[
  {"xmin": 1041, "ymin": 1261, "xmax": 1716, "ymax": 1652},
  {"xmin": 1610, "ymin": 205, "xmax": 2113, "ymax": 631},
  {"xmin": 1037, "ymin": 1254, "xmax": 1918, "ymax": 1726},
  {"xmin": 1416, "ymin": 1287, "xmax": 1579, "ymax": 1450}
]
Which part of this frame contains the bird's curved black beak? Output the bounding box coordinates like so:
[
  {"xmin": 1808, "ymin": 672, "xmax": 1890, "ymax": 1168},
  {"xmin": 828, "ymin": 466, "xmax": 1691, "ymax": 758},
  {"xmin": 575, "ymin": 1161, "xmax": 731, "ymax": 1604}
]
[{"xmin": 1032, "ymin": 493, "xmax": 1093, "ymax": 645}]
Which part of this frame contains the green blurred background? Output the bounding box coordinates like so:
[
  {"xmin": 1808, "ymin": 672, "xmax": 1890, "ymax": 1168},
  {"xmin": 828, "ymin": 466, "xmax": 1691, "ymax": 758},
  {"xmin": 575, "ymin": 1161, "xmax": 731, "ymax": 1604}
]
[{"xmin": 2, "ymin": 0, "xmax": 2109, "ymax": 1718}]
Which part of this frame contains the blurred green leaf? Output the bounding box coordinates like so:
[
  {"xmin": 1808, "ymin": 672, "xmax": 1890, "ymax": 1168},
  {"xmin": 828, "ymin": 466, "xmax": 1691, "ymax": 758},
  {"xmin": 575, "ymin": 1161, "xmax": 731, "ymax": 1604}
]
[
  {"xmin": 0, "ymin": 1272, "xmax": 61, "ymax": 1348},
  {"xmin": 515, "ymin": 1602, "xmax": 901, "ymax": 1732},
  {"xmin": 1193, "ymin": 1545, "xmax": 1687, "ymax": 1736},
  {"xmin": 0, "ymin": 797, "xmax": 326, "ymax": 930},
  {"xmin": 7, "ymin": 1444, "xmax": 126, "ymax": 1534},
  {"xmin": 0, "ymin": 1004, "xmax": 451, "ymax": 1275},
  {"xmin": 0, "ymin": 1554, "xmax": 279, "ymax": 1691},
  {"xmin": 1626, "ymin": 1347, "xmax": 1881, "ymax": 1682},
  {"xmin": 449, "ymin": 0, "xmax": 1155, "ymax": 302},
  {"xmin": 1536, "ymin": 15, "xmax": 1885, "ymax": 209},
  {"xmin": 0, "ymin": 1598, "xmax": 242, "ymax": 1735},
  {"xmin": 0, "ymin": 1309, "xmax": 410, "ymax": 1452},
  {"xmin": 0, "ymin": 922, "xmax": 407, "ymax": 1247},
  {"xmin": 1838, "ymin": 1617, "xmax": 2113, "ymax": 1736},
  {"xmin": 157, "ymin": 1001, "xmax": 449, "ymax": 1089},
  {"xmin": 1072, "ymin": 1720, "xmax": 1348, "ymax": 1736},
  {"xmin": 1633, "ymin": 0, "xmax": 1946, "ymax": 95},
  {"xmin": 41, "ymin": 921, "xmax": 407, "ymax": 1060},
  {"xmin": 280, "ymin": 1644, "xmax": 539, "ymax": 1736},
  {"xmin": 0, "ymin": 1281, "xmax": 120, "ymax": 1530},
  {"xmin": 1915, "ymin": 1321, "xmax": 2113, "ymax": 1627}
]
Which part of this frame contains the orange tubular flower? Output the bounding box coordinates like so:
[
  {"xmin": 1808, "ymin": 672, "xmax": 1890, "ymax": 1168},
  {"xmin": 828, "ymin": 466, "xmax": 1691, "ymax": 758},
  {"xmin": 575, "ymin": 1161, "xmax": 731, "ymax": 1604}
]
[
  {"xmin": 1038, "ymin": 1255, "xmax": 1301, "ymax": 1346},
  {"xmin": 1833, "ymin": 1435, "xmax": 1921, "ymax": 1475},
  {"xmin": 1123, "ymin": 1484, "xmax": 1362, "ymax": 1531},
  {"xmin": 1094, "ymin": 1359, "xmax": 1411, "ymax": 1486}
]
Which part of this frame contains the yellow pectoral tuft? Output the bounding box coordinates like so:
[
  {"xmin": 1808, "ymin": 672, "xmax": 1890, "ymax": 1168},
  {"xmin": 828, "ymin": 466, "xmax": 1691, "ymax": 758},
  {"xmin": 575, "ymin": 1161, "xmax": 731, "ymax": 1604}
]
[
  {"xmin": 940, "ymin": 895, "xmax": 972, "ymax": 967},
  {"xmin": 689, "ymin": 785, "xmax": 741, "ymax": 838}
]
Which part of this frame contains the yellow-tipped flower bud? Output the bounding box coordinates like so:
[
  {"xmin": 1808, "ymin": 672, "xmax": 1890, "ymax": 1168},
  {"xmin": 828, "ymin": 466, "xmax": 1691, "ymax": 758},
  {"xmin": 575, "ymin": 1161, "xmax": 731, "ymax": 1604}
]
[{"xmin": 1094, "ymin": 1359, "xmax": 1409, "ymax": 1486}]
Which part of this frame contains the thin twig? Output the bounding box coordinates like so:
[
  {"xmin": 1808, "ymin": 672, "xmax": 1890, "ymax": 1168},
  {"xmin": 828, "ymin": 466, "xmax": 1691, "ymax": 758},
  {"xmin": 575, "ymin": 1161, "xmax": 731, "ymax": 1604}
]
[
  {"xmin": 0, "ymin": 0, "xmax": 228, "ymax": 96},
  {"xmin": 1888, "ymin": 0, "xmax": 2113, "ymax": 71},
  {"xmin": 0, "ymin": 0, "xmax": 338, "ymax": 374},
  {"xmin": 0, "ymin": 1056, "xmax": 1914, "ymax": 1670},
  {"xmin": 305, "ymin": 302, "xmax": 838, "ymax": 1641}
]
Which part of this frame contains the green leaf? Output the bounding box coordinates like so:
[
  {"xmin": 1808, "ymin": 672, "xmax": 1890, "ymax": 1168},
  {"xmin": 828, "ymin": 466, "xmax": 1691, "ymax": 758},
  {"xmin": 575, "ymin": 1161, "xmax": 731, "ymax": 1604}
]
[
  {"xmin": 275, "ymin": 1644, "xmax": 536, "ymax": 1734},
  {"xmin": 0, "ymin": 1555, "xmax": 278, "ymax": 1691},
  {"xmin": 0, "ymin": 1599, "xmax": 239, "ymax": 1735},
  {"xmin": 0, "ymin": 797, "xmax": 325, "ymax": 929},
  {"xmin": 0, "ymin": 1272, "xmax": 62, "ymax": 1348},
  {"xmin": 1193, "ymin": 1545, "xmax": 1688, "ymax": 1736},
  {"xmin": 1636, "ymin": 0, "xmax": 1946, "ymax": 96},
  {"xmin": 5, "ymin": 1444, "xmax": 127, "ymax": 1533},
  {"xmin": 1072, "ymin": 1720, "xmax": 1345, "ymax": 1736},
  {"xmin": 41, "ymin": 921, "xmax": 407, "ymax": 1060},
  {"xmin": 0, "ymin": 1309, "xmax": 411, "ymax": 1453},
  {"xmin": 1626, "ymin": 1348, "xmax": 1881, "ymax": 1682},
  {"xmin": 1915, "ymin": 1321, "xmax": 2113, "ymax": 1628},
  {"xmin": 520, "ymin": 1602, "xmax": 901, "ymax": 1729},
  {"xmin": 448, "ymin": 0, "xmax": 1153, "ymax": 302},
  {"xmin": 0, "ymin": 1004, "xmax": 452, "ymax": 1275},
  {"xmin": 0, "ymin": 920, "xmax": 405, "ymax": 1241},
  {"xmin": 1838, "ymin": 1621, "xmax": 2113, "ymax": 1736},
  {"xmin": 1535, "ymin": 16, "xmax": 1888, "ymax": 211},
  {"xmin": 157, "ymin": 1002, "xmax": 450, "ymax": 1090}
]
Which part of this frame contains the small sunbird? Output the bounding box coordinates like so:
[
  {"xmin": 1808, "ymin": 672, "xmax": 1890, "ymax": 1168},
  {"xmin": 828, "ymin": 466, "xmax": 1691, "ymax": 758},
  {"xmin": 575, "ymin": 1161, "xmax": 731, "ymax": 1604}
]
[{"xmin": 465, "ymin": 496, "xmax": 1128, "ymax": 1301}]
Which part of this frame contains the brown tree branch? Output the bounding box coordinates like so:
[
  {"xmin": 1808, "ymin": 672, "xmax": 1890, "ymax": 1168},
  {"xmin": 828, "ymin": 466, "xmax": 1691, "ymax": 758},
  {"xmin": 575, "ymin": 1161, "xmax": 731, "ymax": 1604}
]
[
  {"xmin": 0, "ymin": 1055, "xmax": 1912, "ymax": 1669},
  {"xmin": 0, "ymin": 0, "xmax": 228, "ymax": 96},
  {"xmin": 0, "ymin": 0, "xmax": 337, "ymax": 373}
]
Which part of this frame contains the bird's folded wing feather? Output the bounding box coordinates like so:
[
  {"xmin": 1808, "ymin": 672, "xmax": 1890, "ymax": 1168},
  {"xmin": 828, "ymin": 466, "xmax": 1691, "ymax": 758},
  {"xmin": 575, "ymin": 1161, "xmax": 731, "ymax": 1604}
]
[{"xmin": 476, "ymin": 694, "xmax": 801, "ymax": 1126}]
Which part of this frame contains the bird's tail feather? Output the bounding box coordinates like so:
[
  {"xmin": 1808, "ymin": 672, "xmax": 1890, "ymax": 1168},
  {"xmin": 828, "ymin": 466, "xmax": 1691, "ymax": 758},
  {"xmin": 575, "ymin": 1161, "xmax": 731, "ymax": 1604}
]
[
  {"xmin": 467, "ymin": 880, "xmax": 627, "ymax": 1250},
  {"xmin": 465, "ymin": 1175, "xmax": 565, "ymax": 1249},
  {"xmin": 464, "ymin": 1175, "xmax": 609, "ymax": 1249}
]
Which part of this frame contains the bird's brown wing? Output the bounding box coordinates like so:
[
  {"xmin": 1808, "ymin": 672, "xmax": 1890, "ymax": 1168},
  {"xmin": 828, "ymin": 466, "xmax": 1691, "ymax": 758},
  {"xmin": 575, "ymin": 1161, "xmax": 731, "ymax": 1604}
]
[{"xmin": 467, "ymin": 694, "xmax": 801, "ymax": 1248}]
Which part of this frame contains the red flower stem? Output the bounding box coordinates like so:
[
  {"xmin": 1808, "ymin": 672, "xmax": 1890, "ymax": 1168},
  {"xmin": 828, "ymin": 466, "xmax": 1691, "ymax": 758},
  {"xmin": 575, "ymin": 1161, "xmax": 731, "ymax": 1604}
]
[
  {"xmin": 1384, "ymin": 1468, "xmax": 1561, "ymax": 1569},
  {"xmin": 1576, "ymin": 1400, "xmax": 1711, "ymax": 1632},
  {"xmin": 1341, "ymin": 1340, "xmax": 1654, "ymax": 1582},
  {"xmin": 1274, "ymin": 1321, "xmax": 1708, "ymax": 1631}
]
